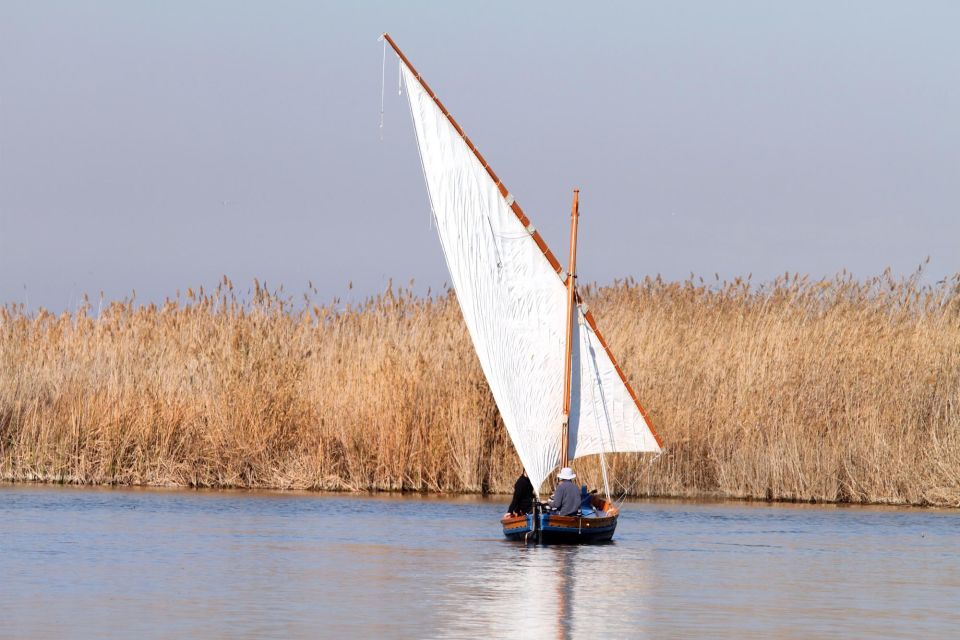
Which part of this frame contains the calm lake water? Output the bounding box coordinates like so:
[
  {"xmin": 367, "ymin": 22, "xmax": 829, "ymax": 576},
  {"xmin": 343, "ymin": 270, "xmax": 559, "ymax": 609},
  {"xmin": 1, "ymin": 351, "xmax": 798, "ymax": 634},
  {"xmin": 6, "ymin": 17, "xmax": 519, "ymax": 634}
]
[{"xmin": 1, "ymin": 485, "xmax": 958, "ymax": 639}]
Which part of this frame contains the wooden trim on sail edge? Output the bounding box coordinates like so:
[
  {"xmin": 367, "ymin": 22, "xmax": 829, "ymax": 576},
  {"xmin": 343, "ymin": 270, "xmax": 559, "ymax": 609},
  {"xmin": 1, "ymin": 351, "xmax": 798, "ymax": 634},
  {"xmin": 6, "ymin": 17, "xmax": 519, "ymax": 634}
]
[
  {"xmin": 581, "ymin": 305, "xmax": 665, "ymax": 449},
  {"xmin": 383, "ymin": 33, "xmax": 564, "ymax": 275}
]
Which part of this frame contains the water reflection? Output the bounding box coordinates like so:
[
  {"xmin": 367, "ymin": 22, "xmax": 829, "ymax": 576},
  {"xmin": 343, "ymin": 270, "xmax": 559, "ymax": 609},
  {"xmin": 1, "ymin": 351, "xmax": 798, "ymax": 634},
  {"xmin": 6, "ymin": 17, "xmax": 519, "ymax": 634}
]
[
  {"xmin": 3, "ymin": 487, "xmax": 959, "ymax": 638},
  {"xmin": 440, "ymin": 542, "xmax": 652, "ymax": 639}
]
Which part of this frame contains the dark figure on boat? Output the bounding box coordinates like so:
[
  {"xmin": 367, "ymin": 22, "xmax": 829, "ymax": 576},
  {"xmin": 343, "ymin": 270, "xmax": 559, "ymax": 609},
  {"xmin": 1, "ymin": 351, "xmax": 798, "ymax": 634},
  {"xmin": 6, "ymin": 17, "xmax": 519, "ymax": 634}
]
[
  {"xmin": 506, "ymin": 470, "xmax": 534, "ymax": 516},
  {"xmin": 580, "ymin": 484, "xmax": 596, "ymax": 515},
  {"xmin": 548, "ymin": 467, "xmax": 580, "ymax": 516}
]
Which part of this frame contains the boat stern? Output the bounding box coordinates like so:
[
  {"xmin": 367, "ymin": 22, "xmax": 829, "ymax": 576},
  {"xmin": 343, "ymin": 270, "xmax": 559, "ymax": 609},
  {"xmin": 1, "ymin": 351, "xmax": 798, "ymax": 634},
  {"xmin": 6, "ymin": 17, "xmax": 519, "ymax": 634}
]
[{"xmin": 501, "ymin": 513, "xmax": 534, "ymax": 540}]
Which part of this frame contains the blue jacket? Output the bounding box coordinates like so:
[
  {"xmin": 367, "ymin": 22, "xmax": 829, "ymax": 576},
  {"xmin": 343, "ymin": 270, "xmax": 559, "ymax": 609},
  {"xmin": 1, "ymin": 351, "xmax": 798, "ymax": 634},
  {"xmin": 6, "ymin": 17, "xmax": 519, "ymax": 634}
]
[{"xmin": 549, "ymin": 480, "xmax": 580, "ymax": 516}]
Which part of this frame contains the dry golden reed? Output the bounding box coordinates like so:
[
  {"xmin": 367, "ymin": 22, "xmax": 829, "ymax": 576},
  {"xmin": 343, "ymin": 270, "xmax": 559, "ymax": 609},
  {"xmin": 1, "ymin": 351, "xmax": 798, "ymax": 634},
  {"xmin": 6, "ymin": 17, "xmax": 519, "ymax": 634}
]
[{"xmin": 2, "ymin": 271, "xmax": 959, "ymax": 506}]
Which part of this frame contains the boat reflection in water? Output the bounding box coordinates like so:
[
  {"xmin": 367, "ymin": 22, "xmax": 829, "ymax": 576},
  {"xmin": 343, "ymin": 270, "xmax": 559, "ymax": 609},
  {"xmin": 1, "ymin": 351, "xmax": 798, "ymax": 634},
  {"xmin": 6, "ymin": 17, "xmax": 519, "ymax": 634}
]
[{"xmin": 439, "ymin": 541, "xmax": 652, "ymax": 639}]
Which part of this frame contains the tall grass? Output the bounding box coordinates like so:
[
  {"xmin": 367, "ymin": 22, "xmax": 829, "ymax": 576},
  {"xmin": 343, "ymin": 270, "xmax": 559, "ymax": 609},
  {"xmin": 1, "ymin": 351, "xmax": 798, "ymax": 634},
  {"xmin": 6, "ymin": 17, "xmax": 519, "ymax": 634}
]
[{"xmin": 2, "ymin": 272, "xmax": 959, "ymax": 505}]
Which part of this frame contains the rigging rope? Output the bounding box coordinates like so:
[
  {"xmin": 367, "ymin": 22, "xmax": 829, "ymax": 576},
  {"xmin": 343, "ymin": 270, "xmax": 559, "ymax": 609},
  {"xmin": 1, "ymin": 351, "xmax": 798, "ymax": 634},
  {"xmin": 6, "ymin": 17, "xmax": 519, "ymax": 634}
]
[
  {"xmin": 614, "ymin": 450, "xmax": 664, "ymax": 508},
  {"xmin": 583, "ymin": 316, "xmax": 613, "ymax": 502},
  {"xmin": 580, "ymin": 316, "xmax": 664, "ymax": 507},
  {"xmin": 379, "ymin": 36, "xmax": 386, "ymax": 137}
]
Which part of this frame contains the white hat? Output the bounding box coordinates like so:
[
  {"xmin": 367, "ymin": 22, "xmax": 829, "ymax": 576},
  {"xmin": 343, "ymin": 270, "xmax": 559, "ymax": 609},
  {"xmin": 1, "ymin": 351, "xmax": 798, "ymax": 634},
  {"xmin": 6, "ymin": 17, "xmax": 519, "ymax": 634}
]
[{"xmin": 558, "ymin": 467, "xmax": 576, "ymax": 480}]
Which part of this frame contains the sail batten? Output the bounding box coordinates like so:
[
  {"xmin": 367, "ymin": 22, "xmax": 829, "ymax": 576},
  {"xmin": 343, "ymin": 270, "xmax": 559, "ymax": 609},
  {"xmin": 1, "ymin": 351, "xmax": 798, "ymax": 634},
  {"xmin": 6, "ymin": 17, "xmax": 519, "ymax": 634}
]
[{"xmin": 391, "ymin": 35, "xmax": 661, "ymax": 492}]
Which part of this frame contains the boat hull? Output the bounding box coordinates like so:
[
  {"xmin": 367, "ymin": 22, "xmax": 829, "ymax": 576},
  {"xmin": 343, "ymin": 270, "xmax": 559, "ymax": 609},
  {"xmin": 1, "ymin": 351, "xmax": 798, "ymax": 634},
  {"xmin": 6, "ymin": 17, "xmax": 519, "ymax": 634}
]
[
  {"xmin": 538, "ymin": 513, "xmax": 617, "ymax": 544},
  {"xmin": 501, "ymin": 496, "xmax": 618, "ymax": 544},
  {"xmin": 501, "ymin": 513, "xmax": 536, "ymax": 541}
]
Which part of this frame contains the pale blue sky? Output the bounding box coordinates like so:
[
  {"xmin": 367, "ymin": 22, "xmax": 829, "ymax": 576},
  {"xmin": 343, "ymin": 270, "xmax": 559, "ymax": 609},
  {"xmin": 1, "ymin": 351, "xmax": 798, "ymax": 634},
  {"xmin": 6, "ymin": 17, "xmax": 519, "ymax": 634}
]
[{"xmin": 2, "ymin": 1, "xmax": 958, "ymax": 310}]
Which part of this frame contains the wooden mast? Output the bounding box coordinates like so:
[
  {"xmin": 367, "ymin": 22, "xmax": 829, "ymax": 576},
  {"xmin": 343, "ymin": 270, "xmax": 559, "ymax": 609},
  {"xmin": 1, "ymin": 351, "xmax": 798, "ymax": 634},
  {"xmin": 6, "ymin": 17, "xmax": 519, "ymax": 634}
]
[{"xmin": 560, "ymin": 189, "xmax": 580, "ymax": 469}]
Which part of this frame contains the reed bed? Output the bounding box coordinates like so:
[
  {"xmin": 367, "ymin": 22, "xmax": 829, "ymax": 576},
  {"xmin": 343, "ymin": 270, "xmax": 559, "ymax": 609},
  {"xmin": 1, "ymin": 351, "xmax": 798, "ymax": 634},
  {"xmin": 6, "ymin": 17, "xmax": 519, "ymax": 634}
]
[{"xmin": 2, "ymin": 272, "xmax": 959, "ymax": 506}]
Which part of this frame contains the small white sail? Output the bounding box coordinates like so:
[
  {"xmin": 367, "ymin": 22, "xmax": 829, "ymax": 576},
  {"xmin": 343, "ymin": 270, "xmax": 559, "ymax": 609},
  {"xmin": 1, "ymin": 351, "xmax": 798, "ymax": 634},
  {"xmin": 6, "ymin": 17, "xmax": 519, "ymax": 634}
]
[{"xmin": 401, "ymin": 63, "xmax": 660, "ymax": 492}]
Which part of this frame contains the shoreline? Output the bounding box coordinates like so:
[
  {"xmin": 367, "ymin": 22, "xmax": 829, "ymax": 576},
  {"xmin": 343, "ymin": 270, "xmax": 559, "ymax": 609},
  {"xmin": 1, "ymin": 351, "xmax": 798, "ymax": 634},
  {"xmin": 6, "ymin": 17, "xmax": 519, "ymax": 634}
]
[
  {"xmin": 4, "ymin": 477, "xmax": 956, "ymax": 510},
  {"xmin": 5, "ymin": 274, "xmax": 960, "ymax": 509}
]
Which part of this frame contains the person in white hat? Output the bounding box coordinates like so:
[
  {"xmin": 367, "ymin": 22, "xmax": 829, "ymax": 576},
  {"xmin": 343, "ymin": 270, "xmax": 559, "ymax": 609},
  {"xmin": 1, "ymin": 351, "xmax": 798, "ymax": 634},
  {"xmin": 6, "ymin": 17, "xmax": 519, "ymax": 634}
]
[{"xmin": 548, "ymin": 467, "xmax": 580, "ymax": 516}]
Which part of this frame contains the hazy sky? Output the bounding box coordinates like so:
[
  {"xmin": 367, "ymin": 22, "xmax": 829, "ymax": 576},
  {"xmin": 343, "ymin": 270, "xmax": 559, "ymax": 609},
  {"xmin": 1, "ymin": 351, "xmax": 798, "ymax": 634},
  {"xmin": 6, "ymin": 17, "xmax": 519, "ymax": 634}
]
[{"xmin": 2, "ymin": 1, "xmax": 958, "ymax": 310}]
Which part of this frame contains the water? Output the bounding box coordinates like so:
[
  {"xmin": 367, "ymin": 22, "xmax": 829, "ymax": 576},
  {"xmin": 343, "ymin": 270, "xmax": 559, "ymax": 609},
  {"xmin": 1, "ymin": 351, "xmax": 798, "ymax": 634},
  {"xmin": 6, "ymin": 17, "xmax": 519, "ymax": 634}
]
[{"xmin": 1, "ymin": 485, "xmax": 958, "ymax": 639}]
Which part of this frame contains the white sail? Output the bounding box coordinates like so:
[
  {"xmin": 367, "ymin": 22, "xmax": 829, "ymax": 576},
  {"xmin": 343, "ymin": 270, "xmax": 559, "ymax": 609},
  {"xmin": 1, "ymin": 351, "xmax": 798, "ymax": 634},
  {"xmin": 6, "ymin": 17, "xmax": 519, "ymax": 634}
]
[{"xmin": 401, "ymin": 63, "xmax": 660, "ymax": 492}]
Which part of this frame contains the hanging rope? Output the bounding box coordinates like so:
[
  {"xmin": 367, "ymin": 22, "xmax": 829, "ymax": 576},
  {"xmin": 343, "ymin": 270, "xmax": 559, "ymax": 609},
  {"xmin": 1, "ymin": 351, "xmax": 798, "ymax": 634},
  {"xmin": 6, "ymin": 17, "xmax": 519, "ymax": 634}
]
[
  {"xmin": 582, "ymin": 318, "xmax": 613, "ymax": 502},
  {"xmin": 580, "ymin": 316, "xmax": 664, "ymax": 507},
  {"xmin": 614, "ymin": 450, "xmax": 664, "ymax": 508},
  {"xmin": 378, "ymin": 35, "xmax": 386, "ymax": 137}
]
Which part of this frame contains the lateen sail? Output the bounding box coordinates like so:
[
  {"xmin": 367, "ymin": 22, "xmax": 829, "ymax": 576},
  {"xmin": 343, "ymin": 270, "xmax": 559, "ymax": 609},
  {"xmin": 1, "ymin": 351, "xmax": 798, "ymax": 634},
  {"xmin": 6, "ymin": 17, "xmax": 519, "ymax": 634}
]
[{"xmin": 401, "ymin": 63, "xmax": 660, "ymax": 492}]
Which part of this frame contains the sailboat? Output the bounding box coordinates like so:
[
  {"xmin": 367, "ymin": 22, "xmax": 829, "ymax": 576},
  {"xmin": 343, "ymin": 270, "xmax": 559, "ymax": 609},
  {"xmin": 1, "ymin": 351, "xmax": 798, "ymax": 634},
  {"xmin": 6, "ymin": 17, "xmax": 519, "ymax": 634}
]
[{"xmin": 383, "ymin": 34, "xmax": 663, "ymax": 543}]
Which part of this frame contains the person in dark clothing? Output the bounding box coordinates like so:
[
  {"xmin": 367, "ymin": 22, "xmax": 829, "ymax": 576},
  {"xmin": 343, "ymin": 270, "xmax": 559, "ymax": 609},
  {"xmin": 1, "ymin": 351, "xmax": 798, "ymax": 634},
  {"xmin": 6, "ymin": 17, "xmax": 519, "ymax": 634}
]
[{"xmin": 505, "ymin": 469, "xmax": 534, "ymax": 517}]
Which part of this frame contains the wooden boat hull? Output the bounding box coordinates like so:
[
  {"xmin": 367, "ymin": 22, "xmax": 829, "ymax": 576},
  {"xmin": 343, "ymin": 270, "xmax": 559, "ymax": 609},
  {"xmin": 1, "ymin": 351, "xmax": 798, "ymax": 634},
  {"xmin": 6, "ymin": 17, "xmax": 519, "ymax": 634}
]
[
  {"xmin": 501, "ymin": 513, "xmax": 536, "ymax": 541},
  {"xmin": 501, "ymin": 496, "xmax": 618, "ymax": 544},
  {"xmin": 538, "ymin": 512, "xmax": 617, "ymax": 544}
]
